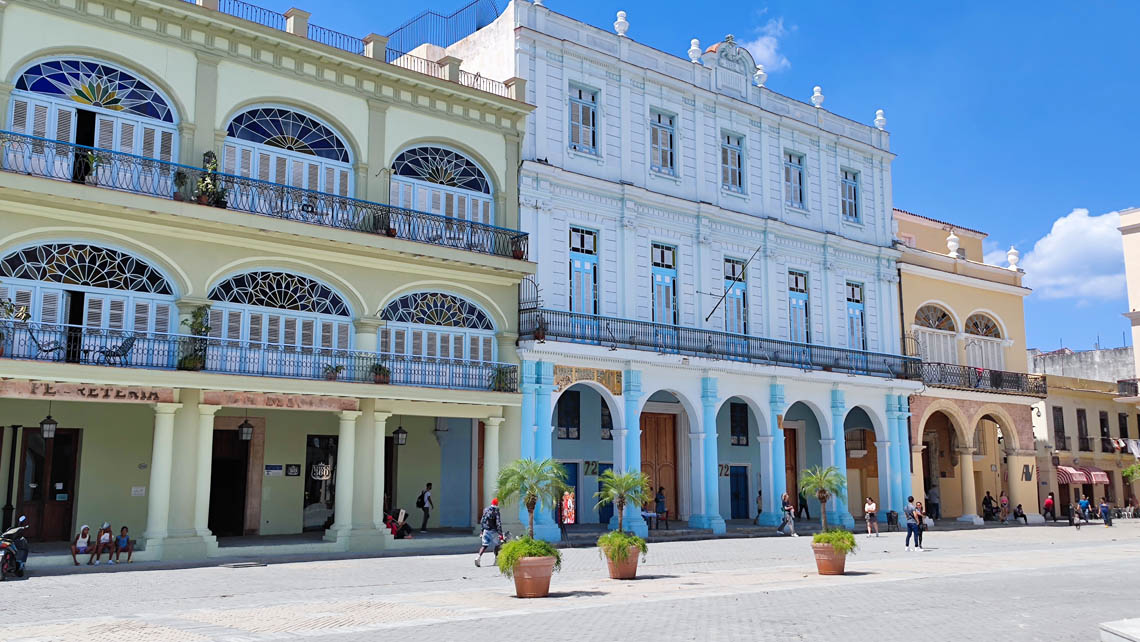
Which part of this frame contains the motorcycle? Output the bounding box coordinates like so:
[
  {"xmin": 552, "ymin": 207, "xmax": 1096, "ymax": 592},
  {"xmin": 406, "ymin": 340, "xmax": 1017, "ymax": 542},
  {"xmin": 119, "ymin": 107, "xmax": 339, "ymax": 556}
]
[{"xmin": 0, "ymin": 516, "xmax": 30, "ymax": 580}]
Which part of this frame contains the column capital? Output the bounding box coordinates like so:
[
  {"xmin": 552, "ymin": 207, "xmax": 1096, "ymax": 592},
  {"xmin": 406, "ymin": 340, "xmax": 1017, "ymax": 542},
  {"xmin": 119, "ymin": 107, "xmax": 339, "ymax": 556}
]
[
  {"xmin": 175, "ymin": 297, "xmax": 212, "ymax": 315},
  {"xmin": 701, "ymin": 376, "xmax": 718, "ymax": 404},
  {"xmin": 830, "ymin": 387, "xmax": 845, "ymax": 409},
  {"xmin": 485, "ymin": 416, "xmax": 505, "ymax": 428},
  {"xmin": 536, "ymin": 361, "xmax": 554, "ymax": 385},
  {"xmin": 374, "ymin": 411, "xmax": 393, "ymax": 423},
  {"xmin": 769, "ymin": 382, "xmax": 785, "ymax": 406},
  {"xmin": 197, "ymin": 404, "xmax": 222, "ymax": 416},
  {"xmin": 623, "ymin": 369, "xmax": 642, "ymax": 397},
  {"xmin": 153, "ymin": 402, "xmax": 182, "ymax": 415},
  {"xmin": 337, "ymin": 410, "xmax": 363, "ymax": 422},
  {"xmin": 956, "ymin": 446, "xmax": 975, "ymax": 456},
  {"xmin": 354, "ymin": 316, "xmax": 384, "ymax": 333}
]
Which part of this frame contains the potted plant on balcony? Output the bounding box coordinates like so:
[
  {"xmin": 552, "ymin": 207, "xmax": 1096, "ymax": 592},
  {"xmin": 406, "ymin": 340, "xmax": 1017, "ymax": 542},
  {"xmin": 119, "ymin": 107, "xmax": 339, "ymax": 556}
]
[
  {"xmin": 177, "ymin": 305, "xmax": 211, "ymax": 371},
  {"xmin": 323, "ymin": 364, "xmax": 345, "ymax": 381},
  {"xmin": 173, "ymin": 170, "xmax": 188, "ymax": 201},
  {"xmin": 799, "ymin": 465, "xmax": 854, "ymax": 575},
  {"xmin": 371, "ymin": 362, "xmax": 391, "ymax": 384},
  {"xmin": 489, "ymin": 365, "xmax": 513, "ymax": 392},
  {"xmin": 593, "ymin": 469, "xmax": 651, "ymax": 580},
  {"xmin": 510, "ymin": 236, "xmax": 526, "ymax": 260},
  {"xmin": 376, "ymin": 210, "xmax": 398, "ymax": 237},
  {"xmin": 495, "ymin": 458, "xmax": 568, "ymax": 598},
  {"xmin": 533, "ymin": 312, "xmax": 547, "ymax": 342},
  {"xmin": 84, "ymin": 151, "xmax": 101, "ymax": 186}
]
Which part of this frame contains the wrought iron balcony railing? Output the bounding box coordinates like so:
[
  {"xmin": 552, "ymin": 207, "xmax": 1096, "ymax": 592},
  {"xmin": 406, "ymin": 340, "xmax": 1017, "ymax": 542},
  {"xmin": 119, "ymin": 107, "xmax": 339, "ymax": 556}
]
[
  {"xmin": 1078, "ymin": 436, "xmax": 1094, "ymax": 452},
  {"xmin": 1119, "ymin": 378, "xmax": 1139, "ymax": 397},
  {"xmin": 1054, "ymin": 435, "xmax": 1071, "ymax": 451},
  {"xmin": 519, "ymin": 307, "xmax": 920, "ymax": 379},
  {"xmin": 0, "ymin": 322, "xmax": 518, "ymax": 393},
  {"xmin": 0, "ymin": 131, "xmax": 528, "ymax": 260},
  {"xmin": 917, "ymin": 362, "xmax": 1047, "ymax": 396}
]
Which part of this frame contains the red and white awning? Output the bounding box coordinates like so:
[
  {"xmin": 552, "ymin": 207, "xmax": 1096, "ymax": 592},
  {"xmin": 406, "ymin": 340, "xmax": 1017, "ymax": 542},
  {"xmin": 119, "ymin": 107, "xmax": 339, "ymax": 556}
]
[
  {"xmin": 1056, "ymin": 465, "xmax": 1090, "ymax": 485},
  {"xmin": 1079, "ymin": 466, "xmax": 1110, "ymax": 485}
]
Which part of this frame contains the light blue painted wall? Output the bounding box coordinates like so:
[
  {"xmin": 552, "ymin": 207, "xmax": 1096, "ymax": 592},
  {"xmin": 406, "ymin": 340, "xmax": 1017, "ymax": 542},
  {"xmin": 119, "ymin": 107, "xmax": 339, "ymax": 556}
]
[
  {"xmin": 716, "ymin": 399, "xmax": 764, "ymax": 520},
  {"xmin": 551, "ymin": 386, "xmax": 618, "ymax": 524},
  {"xmin": 437, "ymin": 418, "xmax": 472, "ymax": 527},
  {"xmin": 786, "ymin": 402, "xmax": 824, "ymax": 517}
]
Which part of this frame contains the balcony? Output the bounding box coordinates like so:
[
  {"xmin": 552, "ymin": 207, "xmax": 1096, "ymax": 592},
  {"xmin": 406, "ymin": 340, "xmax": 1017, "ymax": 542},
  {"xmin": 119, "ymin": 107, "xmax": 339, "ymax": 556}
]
[
  {"xmin": 1119, "ymin": 378, "xmax": 1139, "ymax": 397},
  {"xmin": 0, "ymin": 322, "xmax": 518, "ymax": 393},
  {"xmin": 0, "ymin": 131, "xmax": 529, "ymax": 261},
  {"xmin": 519, "ymin": 308, "xmax": 920, "ymax": 380},
  {"xmin": 1078, "ymin": 436, "xmax": 1094, "ymax": 452},
  {"xmin": 917, "ymin": 362, "xmax": 1047, "ymax": 397},
  {"xmin": 1054, "ymin": 435, "xmax": 1071, "ymax": 451}
]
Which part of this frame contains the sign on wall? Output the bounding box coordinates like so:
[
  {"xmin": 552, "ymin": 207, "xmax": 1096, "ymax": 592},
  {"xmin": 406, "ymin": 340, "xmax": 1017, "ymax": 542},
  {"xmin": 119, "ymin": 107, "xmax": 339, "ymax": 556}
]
[
  {"xmin": 264, "ymin": 465, "xmax": 284, "ymax": 477},
  {"xmin": 553, "ymin": 366, "xmax": 622, "ymax": 396},
  {"xmin": 0, "ymin": 381, "xmax": 175, "ymax": 403},
  {"xmin": 285, "ymin": 464, "xmax": 301, "ymax": 477}
]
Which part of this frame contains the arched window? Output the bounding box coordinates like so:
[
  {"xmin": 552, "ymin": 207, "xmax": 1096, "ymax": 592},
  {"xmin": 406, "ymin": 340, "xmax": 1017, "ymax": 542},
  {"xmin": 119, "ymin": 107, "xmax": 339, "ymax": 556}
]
[
  {"xmin": 0, "ymin": 242, "xmax": 175, "ymax": 337},
  {"xmin": 10, "ymin": 58, "xmax": 177, "ymax": 161},
  {"xmin": 964, "ymin": 313, "xmax": 1004, "ymax": 370},
  {"xmin": 964, "ymin": 314, "xmax": 1001, "ymax": 338},
  {"xmin": 390, "ymin": 146, "xmax": 494, "ymax": 225},
  {"xmin": 913, "ymin": 304, "xmax": 957, "ymax": 365},
  {"xmin": 222, "ymin": 107, "xmax": 353, "ymax": 196},
  {"xmin": 207, "ymin": 271, "xmax": 353, "ymax": 357},
  {"xmin": 379, "ymin": 292, "xmax": 496, "ymax": 362}
]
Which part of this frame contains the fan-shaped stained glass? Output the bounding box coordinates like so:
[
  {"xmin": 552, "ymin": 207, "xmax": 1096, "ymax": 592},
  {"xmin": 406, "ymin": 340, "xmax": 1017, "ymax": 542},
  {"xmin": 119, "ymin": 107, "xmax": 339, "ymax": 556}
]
[
  {"xmin": 226, "ymin": 108, "xmax": 350, "ymax": 163},
  {"xmin": 0, "ymin": 243, "xmax": 173, "ymax": 294},
  {"xmin": 381, "ymin": 292, "xmax": 493, "ymax": 330},
  {"xmin": 915, "ymin": 305, "xmax": 955, "ymax": 331},
  {"xmin": 15, "ymin": 59, "xmax": 174, "ymax": 122},
  {"xmin": 208, "ymin": 271, "xmax": 350, "ymax": 316},
  {"xmin": 391, "ymin": 147, "xmax": 490, "ymax": 194},
  {"xmin": 965, "ymin": 314, "xmax": 1001, "ymax": 338}
]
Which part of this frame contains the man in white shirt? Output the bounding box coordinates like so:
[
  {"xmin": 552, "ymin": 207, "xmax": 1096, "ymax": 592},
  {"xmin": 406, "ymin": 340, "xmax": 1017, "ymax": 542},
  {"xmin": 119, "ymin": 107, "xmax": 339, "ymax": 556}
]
[{"xmin": 417, "ymin": 482, "xmax": 434, "ymax": 533}]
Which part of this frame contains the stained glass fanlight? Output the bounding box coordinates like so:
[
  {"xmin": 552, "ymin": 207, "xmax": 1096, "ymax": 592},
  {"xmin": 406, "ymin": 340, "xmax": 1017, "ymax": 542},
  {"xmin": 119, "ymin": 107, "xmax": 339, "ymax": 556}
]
[
  {"xmin": 381, "ymin": 292, "xmax": 493, "ymax": 330},
  {"xmin": 965, "ymin": 313, "xmax": 1001, "ymax": 338},
  {"xmin": 915, "ymin": 305, "xmax": 955, "ymax": 332},
  {"xmin": 15, "ymin": 59, "xmax": 174, "ymax": 122},
  {"xmin": 208, "ymin": 271, "xmax": 350, "ymax": 316},
  {"xmin": 226, "ymin": 108, "xmax": 350, "ymax": 163},
  {"xmin": 0, "ymin": 243, "xmax": 173, "ymax": 294},
  {"xmin": 391, "ymin": 147, "xmax": 490, "ymax": 194}
]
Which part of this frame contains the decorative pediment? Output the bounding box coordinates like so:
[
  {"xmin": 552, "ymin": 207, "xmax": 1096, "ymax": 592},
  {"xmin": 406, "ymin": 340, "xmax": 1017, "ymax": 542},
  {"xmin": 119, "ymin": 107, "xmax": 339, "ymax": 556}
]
[{"xmin": 702, "ymin": 35, "xmax": 757, "ymax": 99}]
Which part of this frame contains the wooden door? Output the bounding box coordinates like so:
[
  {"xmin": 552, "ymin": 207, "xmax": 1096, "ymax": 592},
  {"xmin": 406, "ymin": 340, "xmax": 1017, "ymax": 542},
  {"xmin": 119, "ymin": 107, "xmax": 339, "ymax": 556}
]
[
  {"xmin": 17, "ymin": 427, "xmax": 80, "ymax": 542},
  {"xmin": 784, "ymin": 427, "xmax": 798, "ymax": 510},
  {"xmin": 640, "ymin": 413, "xmax": 677, "ymax": 516},
  {"xmin": 209, "ymin": 430, "xmax": 249, "ymax": 537}
]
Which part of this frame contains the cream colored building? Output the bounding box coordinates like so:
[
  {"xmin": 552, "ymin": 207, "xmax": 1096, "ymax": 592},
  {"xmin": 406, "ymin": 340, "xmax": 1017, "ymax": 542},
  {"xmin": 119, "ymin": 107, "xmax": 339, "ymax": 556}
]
[
  {"xmin": 0, "ymin": 0, "xmax": 533, "ymax": 562},
  {"xmin": 895, "ymin": 209, "xmax": 1046, "ymax": 524}
]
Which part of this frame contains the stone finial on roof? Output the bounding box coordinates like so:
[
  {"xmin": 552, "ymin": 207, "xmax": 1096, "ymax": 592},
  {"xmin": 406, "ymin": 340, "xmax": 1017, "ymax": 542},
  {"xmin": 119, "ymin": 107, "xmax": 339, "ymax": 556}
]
[
  {"xmin": 754, "ymin": 64, "xmax": 767, "ymax": 87},
  {"xmin": 811, "ymin": 86, "xmax": 824, "ymax": 108},
  {"xmin": 533, "ymin": 0, "xmax": 543, "ymax": 6},
  {"xmin": 688, "ymin": 39, "xmax": 702, "ymax": 63},
  {"xmin": 614, "ymin": 11, "xmax": 629, "ymax": 37},
  {"xmin": 946, "ymin": 230, "xmax": 960, "ymax": 257},
  {"xmin": 1007, "ymin": 246, "xmax": 1020, "ymax": 271},
  {"xmin": 874, "ymin": 109, "xmax": 887, "ymax": 130}
]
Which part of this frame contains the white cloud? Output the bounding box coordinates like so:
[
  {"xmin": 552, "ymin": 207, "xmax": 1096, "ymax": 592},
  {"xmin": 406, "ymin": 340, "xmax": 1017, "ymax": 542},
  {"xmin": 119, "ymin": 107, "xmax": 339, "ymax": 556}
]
[
  {"xmin": 1019, "ymin": 208, "xmax": 1125, "ymax": 300},
  {"xmin": 981, "ymin": 239, "xmax": 1008, "ymax": 267},
  {"xmin": 739, "ymin": 18, "xmax": 790, "ymax": 73}
]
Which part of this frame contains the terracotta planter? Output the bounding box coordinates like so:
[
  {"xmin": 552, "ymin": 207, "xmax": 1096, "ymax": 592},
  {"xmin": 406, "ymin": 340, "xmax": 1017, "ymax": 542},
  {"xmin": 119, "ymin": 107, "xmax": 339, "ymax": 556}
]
[
  {"xmin": 512, "ymin": 248, "xmax": 525, "ymax": 260},
  {"xmin": 511, "ymin": 556, "xmax": 556, "ymax": 598},
  {"xmin": 811, "ymin": 543, "xmax": 847, "ymax": 575},
  {"xmin": 373, "ymin": 373, "xmax": 390, "ymax": 384},
  {"xmin": 386, "ymin": 227, "xmax": 397, "ymax": 237},
  {"xmin": 197, "ymin": 194, "xmax": 210, "ymax": 205},
  {"xmin": 603, "ymin": 545, "xmax": 642, "ymax": 580}
]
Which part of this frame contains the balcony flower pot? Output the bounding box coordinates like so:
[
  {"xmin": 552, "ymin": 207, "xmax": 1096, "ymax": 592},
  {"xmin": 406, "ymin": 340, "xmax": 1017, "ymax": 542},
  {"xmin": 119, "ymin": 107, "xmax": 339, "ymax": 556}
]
[
  {"xmin": 497, "ymin": 536, "xmax": 561, "ymax": 598},
  {"xmin": 323, "ymin": 364, "xmax": 344, "ymax": 381},
  {"xmin": 197, "ymin": 193, "xmax": 210, "ymax": 205},
  {"xmin": 598, "ymin": 531, "xmax": 647, "ymax": 580},
  {"xmin": 810, "ymin": 530, "xmax": 856, "ymax": 576},
  {"xmin": 510, "ymin": 237, "xmax": 526, "ymax": 260},
  {"xmin": 386, "ymin": 227, "xmax": 397, "ymax": 237},
  {"xmin": 371, "ymin": 363, "xmax": 391, "ymax": 384}
]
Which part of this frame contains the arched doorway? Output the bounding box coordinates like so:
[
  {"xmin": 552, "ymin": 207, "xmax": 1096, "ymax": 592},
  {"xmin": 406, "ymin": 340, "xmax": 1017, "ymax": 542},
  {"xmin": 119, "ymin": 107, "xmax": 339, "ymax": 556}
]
[
  {"xmin": 921, "ymin": 410, "xmax": 964, "ymax": 519},
  {"xmin": 550, "ymin": 382, "xmax": 621, "ymax": 525},
  {"xmin": 638, "ymin": 390, "xmax": 695, "ymax": 525},
  {"xmin": 844, "ymin": 407, "xmax": 880, "ymax": 519},
  {"xmin": 715, "ymin": 397, "xmax": 762, "ymax": 521},
  {"xmin": 972, "ymin": 414, "xmax": 1010, "ymax": 520},
  {"xmin": 783, "ymin": 401, "xmax": 825, "ymax": 519}
]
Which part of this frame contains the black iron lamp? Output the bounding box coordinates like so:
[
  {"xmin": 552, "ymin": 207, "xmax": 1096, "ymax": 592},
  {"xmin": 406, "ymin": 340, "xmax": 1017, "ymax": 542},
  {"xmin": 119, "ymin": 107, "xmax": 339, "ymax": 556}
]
[
  {"xmin": 392, "ymin": 416, "xmax": 408, "ymax": 446},
  {"xmin": 39, "ymin": 401, "xmax": 58, "ymax": 439},
  {"xmin": 238, "ymin": 409, "xmax": 254, "ymax": 441}
]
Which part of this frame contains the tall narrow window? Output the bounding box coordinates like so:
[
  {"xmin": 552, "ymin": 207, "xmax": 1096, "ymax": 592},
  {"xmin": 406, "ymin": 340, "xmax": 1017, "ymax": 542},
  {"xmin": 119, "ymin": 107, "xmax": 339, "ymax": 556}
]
[
  {"xmin": 788, "ymin": 269, "xmax": 810, "ymax": 343},
  {"xmin": 569, "ymin": 86, "xmax": 597, "ymax": 154},
  {"xmin": 650, "ymin": 111, "xmax": 675, "ymax": 175},
  {"xmin": 569, "ymin": 227, "xmax": 598, "ymax": 315},
  {"xmin": 600, "ymin": 403, "xmax": 613, "ymax": 440},
  {"xmin": 1121, "ymin": 413, "xmax": 1131, "ymax": 440},
  {"xmin": 721, "ymin": 133, "xmax": 743, "ymax": 192},
  {"xmin": 652, "ymin": 243, "xmax": 678, "ymax": 325},
  {"xmin": 730, "ymin": 402, "xmax": 749, "ymax": 446},
  {"xmin": 846, "ymin": 281, "xmax": 866, "ymax": 350},
  {"xmin": 724, "ymin": 258, "xmax": 747, "ymax": 334},
  {"xmin": 1053, "ymin": 406, "xmax": 1068, "ymax": 450},
  {"xmin": 1077, "ymin": 409, "xmax": 1090, "ymax": 452},
  {"xmin": 784, "ymin": 152, "xmax": 805, "ymax": 208},
  {"xmin": 556, "ymin": 390, "xmax": 581, "ymax": 440},
  {"xmin": 1100, "ymin": 410, "xmax": 1113, "ymax": 452},
  {"xmin": 840, "ymin": 169, "xmax": 860, "ymax": 222}
]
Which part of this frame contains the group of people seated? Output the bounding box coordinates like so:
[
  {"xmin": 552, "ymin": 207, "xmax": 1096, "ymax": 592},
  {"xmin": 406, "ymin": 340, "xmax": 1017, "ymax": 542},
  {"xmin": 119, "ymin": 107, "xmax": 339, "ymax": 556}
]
[
  {"xmin": 383, "ymin": 508, "xmax": 413, "ymax": 539},
  {"xmin": 70, "ymin": 522, "xmax": 133, "ymax": 566}
]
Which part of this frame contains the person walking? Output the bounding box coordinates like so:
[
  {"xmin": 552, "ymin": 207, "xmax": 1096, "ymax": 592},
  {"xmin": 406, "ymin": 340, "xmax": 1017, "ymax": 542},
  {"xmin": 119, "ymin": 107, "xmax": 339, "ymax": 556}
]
[
  {"xmin": 904, "ymin": 496, "xmax": 920, "ymax": 551},
  {"xmin": 864, "ymin": 497, "xmax": 879, "ymax": 537},
  {"xmin": 776, "ymin": 492, "xmax": 798, "ymax": 537},
  {"xmin": 797, "ymin": 490, "xmax": 811, "ymax": 521},
  {"xmin": 998, "ymin": 490, "xmax": 1010, "ymax": 524},
  {"xmin": 1043, "ymin": 492, "xmax": 1056, "ymax": 522},
  {"xmin": 982, "ymin": 490, "xmax": 995, "ymax": 521},
  {"xmin": 1100, "ymin": 497, "xmax": 1113, "ymax": 527},
  {"xmin": 474, "ymin": 498, "xmax": 503, "ymax": 567},
  {"xmin": 416, "ymin": 482, "xmax": 434, "ymax": 533},
  {"xmin": 1078, "ymin": 495, "xmax": 1092, "ymax": 523},
  {"xmin": 928, "ymin": 485, "xmax": 941, "ymax": 520}
]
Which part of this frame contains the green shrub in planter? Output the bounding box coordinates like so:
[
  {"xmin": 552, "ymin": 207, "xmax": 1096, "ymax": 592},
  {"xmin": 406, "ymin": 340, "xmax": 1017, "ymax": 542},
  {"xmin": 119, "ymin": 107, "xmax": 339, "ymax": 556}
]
[
  {"xmin": 496, "ymin": 536, "xmax": 562, "ymax": 579},
  {"xmin": 596, "ymin": 530, "xmax": 647, "ymax": 563},
  {"xmin": 812, "ymin": 529, "xmax": 858, "ymax": 555}
]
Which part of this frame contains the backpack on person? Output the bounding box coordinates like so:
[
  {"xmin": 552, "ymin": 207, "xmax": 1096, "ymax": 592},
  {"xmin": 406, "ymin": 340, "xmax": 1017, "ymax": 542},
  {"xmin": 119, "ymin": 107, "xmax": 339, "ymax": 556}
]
[
  {"xmin": 480, "ymin": 506, "xmax": 500, "ymax": 532},
  {"xmin": 416, "ymin": 491, "xmax": 425, "ymax": 509}
]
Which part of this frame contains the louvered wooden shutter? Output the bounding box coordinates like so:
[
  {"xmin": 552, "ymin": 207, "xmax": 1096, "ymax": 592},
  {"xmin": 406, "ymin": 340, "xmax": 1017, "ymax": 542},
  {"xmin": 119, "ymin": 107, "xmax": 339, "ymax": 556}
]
[
  {"xmin": 11, "ymin": 288, "xmax": 33, "ymax": 320},
  {"xmin": 140, "ymin": 127, "xmax": 156, "ymax": 158},
  {"xmin": 107, "ymin": 298, "xmax": 126, "ymax": 330},
  {"xmin": 133, "ymin": 300, "xmax": 151, "ymax": 333},
  {"xmin": 95, "ymin": 116, "xmax": 115, "ymax": 150},
  {"xmin": 38, "ymin": 289, "xmax": 62, "ymax": 325},
  {"xmin": 9, "ymin": 98, "xmax": 28, "ymax": 133},
  {"xmin": 154, "ymin": 304, "xmax": 171, "ymax": 334},
  {"xmin": 84, "ymin": 296, "xmax": 105, "ymax": 328},
  {"xmin": 225, "ymin": 309, "xmax": 243, "ymax": 340},
  {"xmin": 207, "ymin": 308, "xmax": 223, "ymax": 338},
  {"xmin": 300, "ymin": 319, "xmax": 314, "ymax": 348},
  {"xmin": 54, "ymin": 107, "xmax": 75, "ymax": 143},
  {"xmin": 266, "ymin": 314, "xmax": 281, "ymax": 344},
  {"xmin": 158, "ymin": 130, "xmax": 174, "ymax": 162},
  {"xmin": 379, "ymin": 327, "xmax": 390, "ymax": 353},
  {"xmin": 320, "ymin": 321, "xmax": 333, "ymax": 349},
  {"xmin": 248, "ymin": 313, "xmax": 263, "ymax": 345},
  {"xmin": 336, "ymin": 323, "xmax": 350, "ymax": 350},
  {"xmin": 118, "ymin": 121, "xmax": 136, "ymax": 154},
  {"xmin": 283, "ymin": 317, "xmax": 297, "ymax": 346},
  {"xmin": 31, "ymin": 103, "xmax": 48, "ymax": 139}
]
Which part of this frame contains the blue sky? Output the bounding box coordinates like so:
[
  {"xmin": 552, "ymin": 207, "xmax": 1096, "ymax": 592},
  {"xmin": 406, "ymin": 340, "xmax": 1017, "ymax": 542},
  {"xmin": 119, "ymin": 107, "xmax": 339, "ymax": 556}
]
[{"xmin": 273, "ymin": 0, "xmax": 1139, "ymax": 351}]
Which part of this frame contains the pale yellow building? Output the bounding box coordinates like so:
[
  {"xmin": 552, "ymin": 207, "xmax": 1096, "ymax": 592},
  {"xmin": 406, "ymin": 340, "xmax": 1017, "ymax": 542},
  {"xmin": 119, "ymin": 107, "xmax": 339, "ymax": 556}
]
[
  {"xmin": 895, "ymin": 209, "xmax": 1045, "ymax": 523},
  {"xmin": 0, "ymin": 0, "xmax": 533, "ymax": 563}
]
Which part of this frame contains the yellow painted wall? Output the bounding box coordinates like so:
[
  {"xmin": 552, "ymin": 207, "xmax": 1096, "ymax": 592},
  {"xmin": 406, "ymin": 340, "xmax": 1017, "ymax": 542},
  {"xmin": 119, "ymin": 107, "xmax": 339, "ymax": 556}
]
[
  {"xmin": 384, "ymin": 415, "xmax": 443, "ymax": 528},
  {"xmin": 251, "ymin": 408, "xmax": 339, "ymax": 536},
  {"xmin": 896, "ymin": 216, "xmax": 984, "ymax": 261}
]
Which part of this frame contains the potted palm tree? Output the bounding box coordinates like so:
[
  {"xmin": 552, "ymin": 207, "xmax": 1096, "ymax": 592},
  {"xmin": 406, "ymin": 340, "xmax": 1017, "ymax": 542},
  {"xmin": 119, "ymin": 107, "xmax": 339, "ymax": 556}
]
[
  {"xmin": 799, "ymin": 465, "xmax": 855, "ymax": 575},
  {"xmin": 495, "ymin": 458, "xmax": 568, "ymax": 598},
  {"xmin": 593, "ymin": 469, "xmax": 651, "ymax": 579}
]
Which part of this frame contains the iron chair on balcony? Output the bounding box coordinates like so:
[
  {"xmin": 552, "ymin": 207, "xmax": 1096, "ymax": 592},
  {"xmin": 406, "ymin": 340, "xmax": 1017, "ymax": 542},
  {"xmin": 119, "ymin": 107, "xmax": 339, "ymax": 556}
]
[
  {"xmin": 26, "ymin": 328, "xmax": 65, "ymax": 360},
  {"xmin": 97, "ymin": 335, "xmax": 136, "ymax": 365}
]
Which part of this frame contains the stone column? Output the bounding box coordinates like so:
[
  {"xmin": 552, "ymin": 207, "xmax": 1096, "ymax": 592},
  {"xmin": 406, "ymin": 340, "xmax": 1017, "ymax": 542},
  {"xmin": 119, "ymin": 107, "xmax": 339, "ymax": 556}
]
[
  {"xmin": 517, "ymin": 361, "xmax": 536, "ymax": 525},
  {"xmin": 828, "ymin": 388, "xmax": 854, "ymax": 528},
  {"xmin": 192, "ymin": 404, "xmax": 222, "ymax": 536},
  {"xmin": 897, "ymin": 395, "xmax": 913, "ymax": 511},
  {"xmin": 758, "ymin": 382, "xmax": 786, "ymax": 526},
  {"xmin": 875, "ymin": 439, "xmax": 893, "ymax": 522},
  {"xmin": 330, "ymin": 410, "xmax": 362, "ymax": 537},
  {"xmin": 191, "ymin": 52, "xmax": 220, "ymax": 166},
  {"xmin": 365, "ymin": 99, "xmax": 389, "ymax": 202},
  {"xmin": 690, "ymin": 377, "xmax": 725, "ymax": 533},
  {"xmin": 611, "ymin": 369, "xmax": 647, "ymax": 536},
  {"xmin": 371, "ymin": 411, "xmax": 392, "ymax": 530},
  {"xmin": 145, "ymin": 403, "xmax": 183, "ymax": 546},
  {"xmin": 957, "ymin": 446, "xmax": 983, "ymax": 524},
  {"xmin": 885, "ymin": 394, "xmax": 904, "ymax": 514},
  {"xmin": 531, "ymin": 362, "xmax": 559, "ymax": 540},
  {"xmin": 354, "ymin": 317, "xmax": 382, "ymax": 353},
  {"xmin": 483, "ymin": 417, "xmax": 504, "ymax": 509}
]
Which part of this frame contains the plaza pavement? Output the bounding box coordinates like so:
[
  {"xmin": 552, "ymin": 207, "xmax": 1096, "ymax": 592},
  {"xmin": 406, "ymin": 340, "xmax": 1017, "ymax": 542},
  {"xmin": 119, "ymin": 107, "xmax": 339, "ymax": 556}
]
[{"xmin": 1, "ymin": 520, "xmax": 1136, "ymax": 641}]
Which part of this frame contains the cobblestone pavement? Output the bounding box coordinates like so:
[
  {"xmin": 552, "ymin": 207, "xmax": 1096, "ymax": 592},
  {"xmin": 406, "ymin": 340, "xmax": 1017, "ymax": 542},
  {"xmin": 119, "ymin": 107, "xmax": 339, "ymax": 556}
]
[{"xmin": 2, "ymin": 521, "xmax": 1136, "ymax": 641}]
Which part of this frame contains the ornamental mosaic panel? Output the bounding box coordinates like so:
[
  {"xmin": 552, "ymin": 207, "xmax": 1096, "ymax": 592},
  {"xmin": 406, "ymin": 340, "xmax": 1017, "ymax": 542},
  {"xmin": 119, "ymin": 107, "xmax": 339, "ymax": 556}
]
[
  {"xmin": 0, "ymin": 243, "xmax": 172, "ymax": 294},
  {"xmin": 227, "ymin": 108, "xmax": 350, "ymax": 162},
  {"xmin": 391, "ymin": 147, "xmax": 490, "ymax": 194},
  {"xmin": 915, "ymin": 305, "xmax": 955, "ymax": 331},
  {"xmin": 16, "ymin": 59, "xmax": 174, "ymax": 122},
  {"xmin": 965, "ymin": 313, "xmax": 1001, "ymax": 338},
  {"xmin": 381, "ymin": 292, "xmax": 493, "ymax": 330},
  {"xmin": 208, "ymin": 272, "xmax": 350, "ymax": 316}
]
